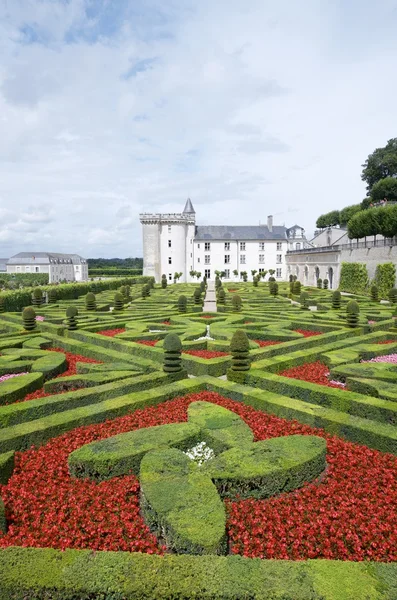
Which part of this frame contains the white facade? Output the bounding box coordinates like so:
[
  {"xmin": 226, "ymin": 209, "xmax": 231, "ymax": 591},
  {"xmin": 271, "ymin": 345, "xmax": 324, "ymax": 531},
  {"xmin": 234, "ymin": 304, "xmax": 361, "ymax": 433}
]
[
  {"xmin": 140, "ymin": 200, "xmax": 306, "ymax": 283},
  {"xmin": 6, "ymin": 252, "xmax": 88, "ymax": 283}
]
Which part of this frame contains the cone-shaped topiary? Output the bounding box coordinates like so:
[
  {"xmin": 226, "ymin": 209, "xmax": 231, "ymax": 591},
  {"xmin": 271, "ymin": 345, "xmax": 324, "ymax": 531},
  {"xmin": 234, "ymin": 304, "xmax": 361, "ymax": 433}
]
[
  {"xmin": 268, "ymin": 276, "xmax": 276, "ymax": 282},
  {"xmin": 289, "ymin": 281, "xmax": 295, "ymax": 294},
  {"xmin": 200, "ymin": 280, "xmax": 206, "ymax": 294},
  {"xmin": 218, "ymin": 288, "xmax": 226, "ymax": 304},
  {"xmin": 148, "ymin": 277, "xmax": 155, "ymax": 289},
  {"xmin": 346, "ymin": 300, "xmax": 359, "ymax": 328},
  {"xmin": 178, "ymin": 295, "xmax": 187, "ymax": 313},
  {"xmin": 66, "ymin": 306, "xmax": 78, "ymax": 330},
  {"xmin": 22, "ymin": 306, "xmax": 36, "ymax": 331},
  {"xmin": 193, "ymin": 288, "xmax": 202, "ymax": 305},
  {"xmin": 293, "ymin": 281, "xmax": 301, "ymax": 295},
  {"xmin": 300, "ymin": 291, "xmax": 309, "ymax": 309},
  {"xmin": 0, "ymin": 295, "xmax": 5, "ymax": 313},
  {"xmin": 370, "ymin": 285, "xmax": 379, "ymax": 302},
  {"xmin": 161, "ymin": 274, "xmax": 167, "ymax": 289},
  {"xmin": 323, "ymin": 279, "xmax": 329, "ymax": 290},
  {"xmin": 289, "ymin": 274, "xmax": 294, "ymax": 282},
  {"xmin": 114, "ymin": 292, "xmax": 124, "ymax": 311},
  {"xmin": 317, "ymin": 278, "xmax": 322, "ymax": 289},
  {"xmin": 230, "ymin": 329, "xmax": 250, "ymax": 371},
  {"xmin": 269, "ymin": 282, "xmax": 279, "ymax": 296},
  {"xmin": 32, "ymin": 288, "xmax": 43, "ymax": 306},
  {"xmin": 119, "ymin": 286, "xmax": 127, "ymax": 302},
  {"xmin": 232, "ymin": 294, "xmax": 242, "ymax": 312},
  {"xmin": 142, "ymin": 284, "xmax": 150, "ymax": 299},
  {"xmin": 85, "ymin": 292, "xmax": 96, "ymax": 311},
  {"xmin": 163, "ymin": 333, "xmax": 183, "ymax": 373},
  {"xmin": 253, "ymin": 276, "xmax": 259, "ymax": 287},
  {"xmin": 388, "ymin": 288, "xmax": 397, "ymax": 304},
  {"xmin": 215, "ymin": 276, "xmax": 221, "ymax": 289},
  {"xmin": 332, "ymin": 291, "xmax": 341, "ymax": 309},
  {"xmin": 48, "ymin": 288, "xmax": 57, "ymax": 304}
]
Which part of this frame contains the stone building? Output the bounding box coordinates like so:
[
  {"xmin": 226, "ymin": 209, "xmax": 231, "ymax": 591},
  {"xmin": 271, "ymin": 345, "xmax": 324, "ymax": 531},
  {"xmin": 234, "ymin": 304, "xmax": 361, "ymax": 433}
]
[
  {"xmin": 140, "ymin": 199, "xmax": 307, "ymax": 283},
  {"xmin": 6, "ymin": 252, "xmax": 88, "ymax": 283}
]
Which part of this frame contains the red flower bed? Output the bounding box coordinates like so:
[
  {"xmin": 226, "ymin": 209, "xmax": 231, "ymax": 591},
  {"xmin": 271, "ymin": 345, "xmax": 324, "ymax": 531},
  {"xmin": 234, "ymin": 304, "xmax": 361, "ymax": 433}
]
[
  {"xmin": 162, "ymin": 320, "xmax": 171, "ymax": 325},
  {"xmin": 183, "ymin": 350, "xmax": 229, "ymax": 359},
  {"xmin": 228, "ymin": 289, "xmax": 238, "ymax": 292},
  {"xmin": 280, "ymin": 361, "xmax": 345, "ymax": 389},
  {"xmin": 378, "ymin": 340, "xmax": 396, "ymax": 344},
  {"xmin": 200, "ymin": 315, "xmax": 215, "ymax": 319},
  {"xmin": 0, "ymin": 392, "xmax": 396, "ymax": 560},
  {"xmin": 97, "ymin": 328, "xmax": 126, "ymax": 337},
  {"xmin": 293, "ymin": 329, "xmax": 322, "ymax": 337},
  {"xmin": 244, "ymin": 321, "xmax": 253, "ymax": 324},
  {"xmin": 136, "ymin": 340, "xmax": 158, "ymax": 347},
  {"xmin": 253, "ymin": 340, "xmax": 281, "ymax": 347}
]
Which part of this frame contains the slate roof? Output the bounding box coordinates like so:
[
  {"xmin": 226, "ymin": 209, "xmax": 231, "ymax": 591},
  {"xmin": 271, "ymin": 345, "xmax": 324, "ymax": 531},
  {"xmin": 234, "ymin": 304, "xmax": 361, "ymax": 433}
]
[
  {"xmin": 194, "ymin": 225, "xmax": 288, "ymax": 241},
  {"xmin": 7, "ymin": 252, "xmax": 86, "ymax": 265},
  {"xmin": 183, "ymin": 198, "xmax": 195, "ymax": 214}
]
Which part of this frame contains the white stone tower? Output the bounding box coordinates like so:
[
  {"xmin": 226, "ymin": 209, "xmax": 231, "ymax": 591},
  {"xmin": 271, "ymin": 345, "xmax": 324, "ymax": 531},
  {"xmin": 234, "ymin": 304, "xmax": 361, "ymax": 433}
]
[{"xmin": 140, "ymin": 199, "xmax": 196, "ymax": 283}]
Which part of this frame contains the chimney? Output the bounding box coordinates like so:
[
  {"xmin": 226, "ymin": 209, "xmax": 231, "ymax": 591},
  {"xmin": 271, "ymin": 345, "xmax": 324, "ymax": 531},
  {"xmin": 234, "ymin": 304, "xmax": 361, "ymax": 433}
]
[{"xmin": 267, "ymin": 215, "xmax": 273, "ymax": 232}]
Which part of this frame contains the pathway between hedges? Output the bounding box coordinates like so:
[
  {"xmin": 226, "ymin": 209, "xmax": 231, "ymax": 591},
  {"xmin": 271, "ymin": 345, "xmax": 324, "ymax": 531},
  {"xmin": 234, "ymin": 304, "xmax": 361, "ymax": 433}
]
[{"xmin": 203, "ymin": 281, "xmax": 217, "ymax": 312}]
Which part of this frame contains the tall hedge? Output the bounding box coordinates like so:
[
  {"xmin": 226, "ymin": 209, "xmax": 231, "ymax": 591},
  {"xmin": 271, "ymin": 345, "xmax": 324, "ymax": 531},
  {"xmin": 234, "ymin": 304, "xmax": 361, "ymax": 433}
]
[
  {"xmin": 372, "ymin": 263, "xmax": 396, "ymax": 298},
  {"xmin": 339, "ymin": 263, "xmax": 368, "ymax": 294}
]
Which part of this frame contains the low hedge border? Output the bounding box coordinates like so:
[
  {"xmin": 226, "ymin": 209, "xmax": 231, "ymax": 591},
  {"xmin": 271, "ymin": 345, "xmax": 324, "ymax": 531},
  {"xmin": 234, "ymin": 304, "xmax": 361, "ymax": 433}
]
[
  {"xmin": 0, "ymin": 548, "xmax": 396, "ymax": 599},
  {"xmin": 0, "ymin": 450, "xmax": 14, "ymax": 484},
  {"xmin": 0, "ymin": 372, "xmax": 43, "ymax": 406},
  {"xmin": 43, "ymin": 371, "xmax": 136, "ymax": 394}
]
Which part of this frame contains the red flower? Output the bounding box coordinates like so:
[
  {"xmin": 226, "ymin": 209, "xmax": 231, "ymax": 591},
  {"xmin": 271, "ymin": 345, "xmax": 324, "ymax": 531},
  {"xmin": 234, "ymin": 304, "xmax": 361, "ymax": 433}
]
[
  {"xmin": 183, "ymin": 350, "xmax": 229, "ymax": 359},
  {"xmin": 136, "ymin": 340, "xmax": 158, "ymax": 347},
  {"xmin": 293, "ymin": 330, "xmax": 322, "ymax": 337},
  {"xmin": 280, "ymin": 361, "xmax": 346, "ymax": 389},
  {"xmin": 97, "ymin": 329, "xmax": 126, "ymax": 337},
  {"xmin": 253, "ymin": 340, "xmax": 281, "ymax": 347}
]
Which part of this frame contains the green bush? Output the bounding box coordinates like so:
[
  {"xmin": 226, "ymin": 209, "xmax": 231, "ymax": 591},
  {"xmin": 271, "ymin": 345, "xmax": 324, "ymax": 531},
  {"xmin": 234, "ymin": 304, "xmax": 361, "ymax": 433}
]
[
  {"xmin": 317, "ymin": 278, "xmax": 322, "ymax": 289},
  {"xmin": 178, "ymin": 295, "xmax": 187, "ymax": 313},
  {"xmin": 230, "ymin": 330, "xmax": 250, "ymax": 371},
  {"xmin": 300, "ymin": 291, "xmax": 309, "ymax": 309},
  {"xmin": 193, "ymin": 288, "xmax": 202, "ymax": 305},
  {"xmin": 161, "ymin": 274, "xmax": 167, "ymax": 289},
  {"xmin": 114, "ymin": 292, "xmax": 124, "ymax": 311},
  {"xmin": 32, "ymin": 288, "xmax": 43, "ymax": 306},
  {"xmin": 0, "ymin": 295, "xmax": 5, "ymax": 313},
  {"xmin": 48, "ymin": 288, "xmax": 57, "ymax": 304},
  {"xmin": 293, "ymin": 281, "xmax": 301, "ymax": 294},
  {"xmin": 217, "ymin": 288, "xmax": 226, "ymax": 305},
  {"xmin": 339, "ymin": 263, "xmax": 368, "ymax": 294},
  {"xmin": 22, "ymin": 306, "xmax": 36, "ymax": 331},
  {"xmin": 65, "ymin": 306, "xmax": 78, "ymax": 330},
  {"xmin": 269, "ymin": 282, "xmax": 279, "ymax": 296},
  {"xmin": 142, "ymin": 284, "xmax": 150, "ymax": 299},
  {"xmin": 231, "ymin": 295, "xmax": 242, "ymax": 312},
  {"xmin": 370, "ymin": 284, "xmax": 379, "ymax": 302},
  {"xmin": 163, "ymin": 333, "xmax": 183, "ymax": 373},
  {"xmin": 323, "ymin": 279, "xmax": 329, "ymax": 290},
  {"xmin": 85, "ymin": 292, "xmax": 96, "ymax": 311},
  {"xmin": 388, "ymin": 287, "xmax": 397, "ymax": 303},
  {"xmin": 253, "ymin": 276, "xmax": 258, "ymax": 287},
  {"xmin": 332, "ymin": 291, "xmax": 341, "ymax": 309},
  {"xmin": 373, "ymin": 262, "xmax": 396, "ymax": 298},
  {"xmin": 346, "ymin": 300, "xmax": 359, "ymax": 328}
]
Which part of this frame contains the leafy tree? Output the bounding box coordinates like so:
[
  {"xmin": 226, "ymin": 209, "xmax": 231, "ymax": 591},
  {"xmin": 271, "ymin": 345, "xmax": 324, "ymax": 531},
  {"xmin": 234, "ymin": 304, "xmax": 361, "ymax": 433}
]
[
  {"xmin": 251, "ymin": 270, "xmax": 257, "ymax": 278},
  {"xmin": 173, "ymin": 272, "xmax": 183, "ymax": 284},
  {"xmin": 361, "ymin": 138, "xmax": 397, "ymax": 193},
  {"xmin": 316, "ymin": 210, "xmax": 340, "ymax": 229},
  {"xmin": 370, "ymin": 177, "xmax": 397, "ymax": 203},
  {"xmin": 339, "ymin": 204, "xmax": 361, "ymax": 226},
  {"xmin": 195, "ymin": 272, "xmax": 201, "ymax": 280},
  {"xmin": 233, "ymin": 269, "xmax": 239, "ymax": 277}
]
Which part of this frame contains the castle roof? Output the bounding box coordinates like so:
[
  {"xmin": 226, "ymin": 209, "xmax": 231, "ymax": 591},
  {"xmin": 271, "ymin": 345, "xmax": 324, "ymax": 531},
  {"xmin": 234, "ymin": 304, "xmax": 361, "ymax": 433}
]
[
  {"xmin": 7, "ymin": 252, "xmax": 86, "ymax": 265},
  {"xmin": 183, "ymin": 198, "xmax": 195, "ymax": 214},
  {"xmin": 194, "ymin": 225, "xmax": 287, "ymax": 241}
]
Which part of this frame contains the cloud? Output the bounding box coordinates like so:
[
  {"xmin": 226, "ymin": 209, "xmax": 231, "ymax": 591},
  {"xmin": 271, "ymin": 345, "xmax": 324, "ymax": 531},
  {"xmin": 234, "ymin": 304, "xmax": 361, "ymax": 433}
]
[{"xmin": 0, "ymin": 0, "xmax": 397, "ymax": 257}]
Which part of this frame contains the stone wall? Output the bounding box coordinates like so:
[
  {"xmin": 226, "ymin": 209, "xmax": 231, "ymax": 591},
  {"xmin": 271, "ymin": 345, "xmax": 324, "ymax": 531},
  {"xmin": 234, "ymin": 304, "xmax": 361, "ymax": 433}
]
[{"xmin": 340, "ymin": 245, "xmax": 397, "ymax": 283}]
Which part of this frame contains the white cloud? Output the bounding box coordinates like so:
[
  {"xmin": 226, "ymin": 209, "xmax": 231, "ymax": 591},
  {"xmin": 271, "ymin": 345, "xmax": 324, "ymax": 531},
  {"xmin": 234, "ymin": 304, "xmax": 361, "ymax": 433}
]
[{"xmin": 0, "ymin": 0, "xmax": 397, "ymax": 257}]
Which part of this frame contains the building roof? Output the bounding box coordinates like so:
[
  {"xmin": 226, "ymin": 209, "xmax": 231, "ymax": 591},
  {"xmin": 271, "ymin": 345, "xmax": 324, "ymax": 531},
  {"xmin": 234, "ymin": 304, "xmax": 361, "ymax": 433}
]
[
  {"xmin": 0, "ymin": 259, "xmax": 8, "ymax": 272},
  {"xmin": 183, "ymin": 198, "xmax": 195, "ymax": 214},
  {"xmin": 7, "ymin": 252, "xmax": 86, "ymax": 265},
  {"xmin": 194, "ymin": 225, "xmax": 287, "ymax": 241}
]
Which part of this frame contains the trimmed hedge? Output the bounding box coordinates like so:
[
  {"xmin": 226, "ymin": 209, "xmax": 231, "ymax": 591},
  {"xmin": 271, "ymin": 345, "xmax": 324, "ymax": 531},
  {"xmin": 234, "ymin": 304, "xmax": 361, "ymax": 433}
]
[
  {"xmin": 0, "ymin": 372, "xmax": 43, "ymax": 406},
  {"xmin": 339, "ymin": 263, "xmax": 369, "ymax": 294},
  {"xmin": 0, "ymin": 450, "xmax": 14, "ymax": 484}
]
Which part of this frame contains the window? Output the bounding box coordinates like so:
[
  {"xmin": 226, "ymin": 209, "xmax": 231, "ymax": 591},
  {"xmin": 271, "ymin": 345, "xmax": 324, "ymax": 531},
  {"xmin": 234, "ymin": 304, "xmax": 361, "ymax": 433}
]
[
  {"xmin": 204, "ymin": 242, "xmax": 211, "ymax": 251},
  {"xmin": 277, "ymin": 242, "xmax": 282, "ymax": 251},
  {"xmin": 296, "ymin": 243, "xmax": 301, "ymax": 250},
  {"xmin": 240, "ymin": 242, "xmax": 246, "ymax": 251},
  {"xmin": 224, "ymin": 269, "xmax": 230, "ymax": 279},
  {"xmin": 224, "ymin": 255, "xmax": 230, "ymax": 264},
  {"xmin": 259, "ymin": 268, "xmax": 265, "ymax": 274},
  {"xmin": 25, "ymin": 266, "xmax": 30, "ymax": 272},
  {"xmin": 168, "ymin": 257, "xmax": 172, "ymax": 264},
  {"xmin": 168, "ymin": 240, "xmax": 172, "ymax": 248},
  {"xmin": 35, "ymin": 267, "xmax": 39, "ymax": 273},
  {"xmin": 197, "ymin": 243, "xmax": 200, "ymax": 249},
  {"xmin": 259, "ymin": 254, "xmax": 264, "ymax": 263},
  {"xmin": 276, "ymin": 254, "xmax": 282, "ymax": 263},
  {"xmin": 259, "ymin": 242, "xmax": 265, "ymax": 251},
  {"xmin": 198, "ymin": 257, "xmax": 200, "ymax": 263},
  {"xmin": 168, "ymin": 225, "xmax": 171, "ymax": 233},
  {"xmin": 240, "ymin": 255, "xmax": 246, "ymax": 264},
  {"xmin": 168, "ymin": 273, "xmax": 172, "ymax": 281},
  {"xmin": 276, "ymin": 268, "xmax": 282, "ymax": 278},
  {"xmin": 224, "ymin": 242, "xmax": 230, "ymax": 251},
  {"xmin": 204, "ymin": 255, "xmax": 210, "ymax": 264},
  {"xmin": 204, "ymin": 269, "xmax": 211, "ymax": 278},
  {"xmin": 16, "ymin": 266, "xmax": 21, "ymax": 272}
]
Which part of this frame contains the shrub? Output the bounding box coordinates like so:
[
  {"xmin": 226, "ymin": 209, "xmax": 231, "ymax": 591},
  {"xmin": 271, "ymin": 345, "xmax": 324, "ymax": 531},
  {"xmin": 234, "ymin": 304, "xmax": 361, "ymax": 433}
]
[
  {"xmin": 268, "ymin": 276, "xmax": 276, "ymax": 283},
  {"xmin": 317, "ymin": 278, "xmax": 322, "ymax": 289},
  {"xmin": 66, "ymin": 306, "xmax": 78, "ymax": 330},
  {"xmin": 0, "ymin": 295, "xmax": 5, "ymax": 313},
  {"xmin": 32, "ymin": 288, "xmax": 43, "ymax": 306},
  {"xmin": 370, "ymin": 285, "xmax": 379, "ymax": 302},
  {"xmin": 85, "ymin": 292, "xmax": 96, "ymax": 311},
  {"xmin": 148, "ymin": 277, "xmax": 155, "ymax": 289},
  {"xmin": 218, "ymin": 288, "xmax": 226, "ymax": 304},
  {"xmin": 194, "ymin": 288, "xmax": 202, "ymax": 305},
  {"xmin": 346, "ymin": 300, "xmax": 359, "ymax": 328},
  {"xmin": 332, "ymin": 291, "xmax": 341, "ymax": 309},
  {"xmin": 339, "ymin": 263, "xmax": 368, "ymax": 294},
  {"xmin": 48, "ymin": 288, "xmax": 57, "ymax": 304},
  {"xmin": 142, "ymin": 284, "xmax": 150, "ymax": 299},
  {"xmin": 232, "ymin": 295, "xmax": 242, "ymax": 312},
  {"xmin": 373, "ymin": 263, "xmax": 396, "ymax": 298},
  {"xmin": 22, "ymin": 306, "xmax": 36, "ymax": 331},
  {"xmin": 253, "ymin": 276, "xmax": 259, "ymax": 287},
  {"xmin": 388, "ymin": 288, "xmax": 397, "ymax": 303},
  {"xmin": 289, "ymin": 274, "xmax": 294, "ymax": 282},
  {"xmin": 178, "ymin": 295, "xmax": 187, "ymax": 313},
  {"xmin": 215, "ymin": 276, "xmax": 221, "ymax": 289},
  {"xmin": 200, "ymin": 280, "xmax": 206, "ymax": 294},
  {"xmin": 163, "ymin": 333, "xmax": 183, "ymax": 373},
  {"xmin": 323, "ymin": 279, "xmax": 329, "ymax": 290},
  {"xmin": 114, "ymin": 292, "xmax": 124, "ymax": 311},
  {"xmin": 269, "ymin": 282, "xmax": 278, "ymax": 296},
  {"xmin": 300, "ymin": 291, "xmax": 309, "ymax": 309},
  {"xmin": 293, "ymin": 281, "xmax": 301, "ymax": 295},
  {"xmin": 161, "ymin": 275, "xmax": 167, "ymax": 289},
  {"xmin": 230, "ymin": 330, "xmax": 250, "ymax": 371}
]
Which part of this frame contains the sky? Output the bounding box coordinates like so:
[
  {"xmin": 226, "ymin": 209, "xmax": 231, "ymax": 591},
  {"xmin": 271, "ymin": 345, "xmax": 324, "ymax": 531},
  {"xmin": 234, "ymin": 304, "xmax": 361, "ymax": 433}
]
[{"xmin": 0, "ymin": 0, "xmax": 397, "ymax": 258}]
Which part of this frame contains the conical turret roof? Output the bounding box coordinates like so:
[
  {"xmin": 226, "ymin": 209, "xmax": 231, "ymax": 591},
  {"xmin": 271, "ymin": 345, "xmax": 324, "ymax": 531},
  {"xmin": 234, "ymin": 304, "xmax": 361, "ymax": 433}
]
[{"xmin": 183, "ymin": 198, "xmax": 195, "ymax": 214}]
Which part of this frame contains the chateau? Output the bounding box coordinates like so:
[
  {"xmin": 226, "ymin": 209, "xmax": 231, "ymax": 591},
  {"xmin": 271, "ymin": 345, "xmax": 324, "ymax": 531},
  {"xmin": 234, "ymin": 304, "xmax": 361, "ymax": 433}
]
[
  {"xmin": 6, "ymin": 252, "xmax": 88, "ymax": 283},
  {"xmin": 140, "ymin": 199, "xmax": 307, "ymax": 283}
]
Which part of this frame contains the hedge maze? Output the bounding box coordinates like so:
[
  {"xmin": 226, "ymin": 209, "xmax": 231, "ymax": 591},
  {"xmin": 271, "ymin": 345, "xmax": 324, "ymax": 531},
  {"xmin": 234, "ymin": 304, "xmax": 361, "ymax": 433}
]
[{"xmin": 0, "ymin": 279, "xmax": 396, "ymax": 598}]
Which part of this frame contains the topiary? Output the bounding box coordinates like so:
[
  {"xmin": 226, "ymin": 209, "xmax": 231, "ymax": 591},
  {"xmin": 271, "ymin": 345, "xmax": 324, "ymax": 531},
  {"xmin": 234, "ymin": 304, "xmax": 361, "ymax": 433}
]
[
  {"xmin": 370, "ymin": 284, "xmax": 379, "ymax": 302},
  {"xmin": 163, "ymin": 333, "xmax": 183, "ymax": 373},
  {"xmin": 332, "ymin": 290, "xmax": 341, "ymax": 309},
  {"xmin": 323, "ymin": 279, "xmax": 329, "ymax": 290},
  {"xmin": 289, "ymin": 274, "xmax": 294, "ymax": 282},
  {"xmin": 269, "ymin": 282, "xmax": 278, "ymax": 296},
  {"xmin": 142, "ymin": 284, "xmax": 150, "ymax": 299},
  {"xmin": 32, "ymin": 288, "xmax": 43, "ymax": 306},
  {"xmin": 85, "ymin": 292, "xmax": 96, "ymax": 311},
  {"xmin": 218, "ymin": 288, "xmax": 226, "ymax": 304},
  {"xmin": 346, "ymin": 300, "xmax": 360, "ymax": 328},
  {"xmin": 300, "ymin": 291, "xmax": 309, "ymax": 309},
  {"xmin": 66, "ymin": 306, "xmax": 78, "ymax": 330},
  {"xmin": 124, "ymin": 285, "xmax": 131, "ymax": 301},
  {"xmin": 114, "ymin": 292, "xmax": 124, "ymax": 311},
  {"xmin": 388, "ymin": 288, "xmax": 397, "ymax": 304},
  {"xmin": 253, "ymin": 276, "xmax": 259, "ymax": 287},
  {"xmin": 148, "ymin": 277, "xmax": 155, "ymax": 289},
  {"xmin": 161, "ymin": 275, "xmax": 167, "ymax": 289},
  {"xmin": 230, "ymin": 330, "xmax": 250, "ymax": 371},
  {"xmin": 293, "ymin": 281, "xmax": 301, "ymax": 295},
  {"xmin": 317, "ymin": 278, "xmax": 322, "ymax": 289},
  {"xmin": 0, "ymin": 295, "xmax": 5, "ymax": 313},
  {"xmin": 289, "ymin": 281, "xmax": 295, "ymax": 294},
  {"xmin": 215, "ymin": 276, "xmax": 221, "ymax": 289},
  {"xmin": 178, "ymin": 295, "xmax": 187, "ymax": 313},
  {"xmin": 22, "ymin": 306, "xmax": 37, "ymax": 331},
  {"xmin": 232, "ymin": 294, "xmax": 242, "ymax": 312},
  {"xmin": 268, "ymin": 276, "xmax": 276, "ymax": 283},
  {"xmin": 193, "ymin": 288, "xmax": 202, "ymax": 305},
  {"xmin": 119, "ymin": 286, "xmax": 128, "ymax": 301},
  {"xmin": 200, "ymin": 280, "xmax": 206, "ymax": 294},
  {"xmin": 48, "ymin": 288, "xmax": 57, "ymax": 304}
]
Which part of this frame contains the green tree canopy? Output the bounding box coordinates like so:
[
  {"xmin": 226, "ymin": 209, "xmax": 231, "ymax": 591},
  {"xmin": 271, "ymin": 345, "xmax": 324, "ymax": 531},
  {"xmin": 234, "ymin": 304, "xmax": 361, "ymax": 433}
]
[
  {"xmin": 361, "ymin": 138, "xmax": 397, "ymax": 193},
  {"xmin": 339, "ymin": 204, "xmax": 361, "ymax": 226},
  {"xmin": 370, "ymin": 177, "xmax": 397, "ymax": 203}
]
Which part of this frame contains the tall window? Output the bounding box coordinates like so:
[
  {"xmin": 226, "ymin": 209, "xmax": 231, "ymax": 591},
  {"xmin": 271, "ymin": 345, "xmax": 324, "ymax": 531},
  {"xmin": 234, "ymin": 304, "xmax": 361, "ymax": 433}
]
[
  {"xmin": 197, "ymin": 243, "xmax": 200, "ymax": 249},
  {"xmin": 259, "ymin": 268, "xmax": 265, "ymax": 274},
  {"xmin": 35, "ymin": 267, "xmax": 40, "ymax": 273},
  {"xmin": 168, "ymin": 273, "xmax": 172, "ymax": 281},
  {"xmin": 168, "ymin": 225, "xmax": 171, "ymax": 233},
  {"xmin": 16, "ymin": 266, "xmax": 21, "ymax": 272},
  {"xmin": 276, "ymin": 242, "xmax": 282, "ymax": 250},
  {"xmin": 259, "ymin": 254, "xmax": 264, "ymax": 263},
  {"xmin": 205, "ymin": 255, "xmax": 210, "ymax": 264},
  {"xmin": 224, "ymin": 255, "xmax": 230, "ymax": 264},
  {"xmin": 204, "ymin": 269, "xmax": 211, "ymax": 278},
  {"xmin": 25, "ymin": 266, "xmax": 30, "ymax": 272},
  {"xmin": 240, "ymin": 255, "xmax": 246, "ymax": 264},
  {"xmin": 276, "ymin": 268, "xmax": 282, "ymax": 278},
  {"xmin": 259, "ymin": 242, "xmax": 265, "ymax": 250},
  {"xmin": 224, "ymin": 242, "xmax": 230, "ymax": 251},
  {"xmin": 296, "ymin": 243, "xmax": 301, "ymax": 250},
  {"xmin": 224, "ymin": 269, "xmax": 230, "ymax": 279},
  {"xmin": 204, "ymin": 242, "xmax": 211, "ymax": 251},
  {"xmin": 168, "ymin": 257, "xmax": 172, "ymax": 264},
  {"xmin": 240, "ymin": 242, "xmax": 246, "ymax": 251},
  {"xmin": 276, "ymin": 254, "xmax": 282, "ymax": 263},
  {"xmin": 168, "ymin": 240, "xmax": 172, "ymax": 248}
]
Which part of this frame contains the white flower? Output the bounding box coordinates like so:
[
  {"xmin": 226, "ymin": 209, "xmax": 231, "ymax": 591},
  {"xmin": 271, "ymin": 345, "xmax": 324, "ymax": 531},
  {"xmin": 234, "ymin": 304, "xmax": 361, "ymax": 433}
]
[{"xmin": 183, "ymin": 441, "xmax": 215, "ymax": 466}]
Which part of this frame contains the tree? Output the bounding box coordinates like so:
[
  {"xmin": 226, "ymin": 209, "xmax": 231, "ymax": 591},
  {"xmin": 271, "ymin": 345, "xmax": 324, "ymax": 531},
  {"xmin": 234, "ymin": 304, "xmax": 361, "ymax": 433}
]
[
  {"xmin": 233, "ymin": 269, "xmax": 239, "ymax": 277},
  {"xmin": 316, "ymin": 210, "xmax": 340, "ymax": 229},
  {"xmin": 339, "ymin": 204, "xmax": 361, "ymax": 226},
  {"xmin": 251, "ymin": 270, "xmax": 257, "ymax": 278},
  {"xmin": 370, "ymin": 177, "xmax": 397, "ymax": 203},
  {"xmin": 173, "ymin": 272, "xmax": 182, "ymax": 284},
  {"xmin": 195, "ymin": 272, "xmax": 201, "ymax": 280},
  {"xmin": 189, "ymin": 270, "xmax": 196, "ymax": 279},
  {"xmin": 361, "ymin": 138, "xmax": 397, "ymax": 193}
]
